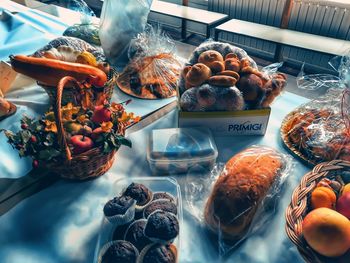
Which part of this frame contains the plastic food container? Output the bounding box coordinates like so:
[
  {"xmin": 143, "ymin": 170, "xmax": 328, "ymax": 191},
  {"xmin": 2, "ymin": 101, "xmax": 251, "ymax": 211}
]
[
  {"xmin": 93, "ymin": 177, "xmax": 183, "ymax": 263},
  {"xmin": 147, "ymin": 127, "xmax": 218, "ymax": 175}
]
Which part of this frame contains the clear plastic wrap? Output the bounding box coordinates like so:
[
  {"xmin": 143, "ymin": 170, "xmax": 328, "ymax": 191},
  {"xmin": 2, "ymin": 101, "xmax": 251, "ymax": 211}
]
[
  {"xmin": 185, "ymin": 146, "xmax": 293, "ymax": 257},
  {"xmin": 62, "ymin": 0, "xmax": 100, "ymax": 46},
  {"xmin": 178, "ymin": 40, "xmax": 287, "ymax": 111},
  {"xmin": 99, "ymin": 0, "xmax": 153, "ymax": 66},
  {"xmin": 281, "ymin": 55, "xmax": 350, "ymax": 165},
  {"xmin": 116, "ymin": 26, "xmax": 183, "ymax": 99}
]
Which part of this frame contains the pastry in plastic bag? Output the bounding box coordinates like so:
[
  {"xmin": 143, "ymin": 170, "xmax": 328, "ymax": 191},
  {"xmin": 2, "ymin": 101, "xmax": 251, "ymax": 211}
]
[
  {"xmin": 282, "ymin": 89, "xmax": 350, "ymax": 165},
  {"xmin": 62, "ymin": 0, "xmax": 100, "ymax": 45},
  {"xmin": 185, "ymin": 146, "xmax": 292, "ymax": 256},
  {"xmin": 33, "ymin": 36, "xmax": 105, "ymax": 62},
  {"xmin": 282, "ymin": 53, "xmax": 350, "ymax": 165},
  {"xmin": 204, "ymin": 146, "xmax": 286, "ymax": 240},
  {"xmin": 117, "ymin": 27, "xmax": 182, "ymax": 99},
  {"xmin": 178, "ymin": 41, "xmax": 287, "ymax": 111}
]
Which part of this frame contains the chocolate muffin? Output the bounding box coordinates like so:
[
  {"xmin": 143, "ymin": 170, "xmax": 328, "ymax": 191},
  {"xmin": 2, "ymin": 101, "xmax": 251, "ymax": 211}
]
[
  {"xmin": 144, "ymin": 210, "xmax": 179, "ymax": 243},
  {"xmin": 100, "ymin": 241, "xmax": 138, "ymax": 263},
  {"xmin": 153, "ymin": 192, "xmax": 175, "ymax": 203},
  {"xmin": 140, "ymin": 244, "xmax": 177, "ymax": 263},
  {"xmin": 103, "ymin": 195, "xmax": 136, "ymax": 224},
  {"xmin": 123, "ymin": 183, "xmax": 152, "ymax": 207},
  {"xmin": 112, "ymin": 222, "xmax": 133, "ymax": 241},
  {"xmin": 143, "ymin": 199, "xmax": 177, "ymax": 219},
  {"xmin": 124, "ymin": 219, "xmax": 152, "ymax": 251},
  {"xmin": 104, "ymin": 195, "xmax": 135, "ymax": 217}
]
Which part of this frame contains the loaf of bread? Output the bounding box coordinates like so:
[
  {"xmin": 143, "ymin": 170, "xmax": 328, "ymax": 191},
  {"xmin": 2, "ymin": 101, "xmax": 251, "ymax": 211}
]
[{"xmin": 204, "ymin": 146, "xmax": 284, "ymax": 240}]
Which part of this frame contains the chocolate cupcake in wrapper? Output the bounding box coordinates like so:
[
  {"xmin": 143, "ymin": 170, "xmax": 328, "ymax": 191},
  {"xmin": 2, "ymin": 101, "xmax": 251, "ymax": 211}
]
[
  {"xmin": 137, "ymin": 243, "xmax": 177, "ymax": 263},
  {"xmin": 144, "ymin": 210, "xmax": 179, "ymax": 244},
  {"xmin": 124, "ymin": 219, "xmax": 152, "ymax": 251},
  {"xmin": 123, "ymin": 183, "xmax": 153, "ymax": 212},
  {"xmin": 112, "ymin": 221, "xmax": 133, "ymax": 241},
  {"xmin": 98, "ymin": 240, "xmax": 139, "ymax": 263},
  {"xmin": 103, "ymin": 195, "xmax": 136, "ymax": 225},
  {"xmin": 143, "ymin": 199, "xmax": 177, "ymax": 219},
  {"xmin": 152, "ymin": 192, "xmax": 176, "ymax": 204}
]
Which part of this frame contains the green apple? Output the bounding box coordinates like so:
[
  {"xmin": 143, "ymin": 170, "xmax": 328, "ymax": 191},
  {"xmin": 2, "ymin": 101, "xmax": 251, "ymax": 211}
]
[{"xmin": 64, "ymin": 122, "xmax": 83, "ymax": 135}]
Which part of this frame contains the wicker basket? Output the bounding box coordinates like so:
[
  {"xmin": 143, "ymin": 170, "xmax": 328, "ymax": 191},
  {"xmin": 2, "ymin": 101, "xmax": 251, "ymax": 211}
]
[
  {"xmin": 40, "ymin": 70, "xmax": 117, "ymax": 106},
  {"xmin": 285, "ymin": 160, "xmax": 350, "ymax": 263},
  {"xmin": 41, "ymin": 76, "xmax": 125, "ymax": 180}
]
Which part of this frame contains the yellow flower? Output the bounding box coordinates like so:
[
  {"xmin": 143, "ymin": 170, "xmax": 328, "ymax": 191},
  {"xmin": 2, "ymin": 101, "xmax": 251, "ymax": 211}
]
[
  {"xmin": 76, "ymin": 114, "xmax": 89, "ymax": 124},
  {"xmin": 134, "ymin": 116, "xmax": 141, "ymax": 123},
  {"xmin": 101, "ymin": 121, "xmax": 113, "ymax": 132},
  {"xmin": 118, "ymin": 111, "xmax": 130, "ymax": 122},
  {"xmin": 61, "ymin": 103, "xmax": 80, "ymax": 121},
  {"xmin": 44, "ymin": 120, "xmax": 57, "ymax": 133},
  {"xmin": 117, "ymin": 111, "xmax": 141, "ymax": 124}
]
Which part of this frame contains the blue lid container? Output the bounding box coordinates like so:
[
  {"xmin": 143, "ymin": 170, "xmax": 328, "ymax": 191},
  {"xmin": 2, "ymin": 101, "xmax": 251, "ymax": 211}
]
[{"xmin": 147, "ymin": 127, "xmax": 218, "ymax": 175}]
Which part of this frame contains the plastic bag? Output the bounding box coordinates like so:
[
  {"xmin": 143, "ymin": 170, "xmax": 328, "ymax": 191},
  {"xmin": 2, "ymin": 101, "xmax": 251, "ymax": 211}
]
[
  {"xmin": 283, "ymin": 55, "xmax": 350, "ymax": 164},
  {"xmin": 99, "ymin": 0, "xmax": 153, "ymax": 66},
  {"xmin": 116, "ymin": 26, "xmax": 183, "ymax": 99},
  {"xmin": 185, "ymin": 146, "xmax": 293, "ymax": 257},
  {"xmin": 178, "ymin": 40, "xmax": 287, "ymax": 111},
  {"xmin": 63, "ymin": 0, "xmax": 100, "ymax": 45}
]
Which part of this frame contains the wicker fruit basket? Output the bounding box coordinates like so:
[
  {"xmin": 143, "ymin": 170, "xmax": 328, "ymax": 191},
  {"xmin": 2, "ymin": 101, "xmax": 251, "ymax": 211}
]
[
  {"xmin": 1, "ymin": 76, "xmax": 138, "ymax": 180},
  {"xmin": 285, "ymin": 160, "xmax": 350, "ymax": 263},
  {"xmin": 44, "ymin": 76, "xmax": 127, "ymax": 180}
]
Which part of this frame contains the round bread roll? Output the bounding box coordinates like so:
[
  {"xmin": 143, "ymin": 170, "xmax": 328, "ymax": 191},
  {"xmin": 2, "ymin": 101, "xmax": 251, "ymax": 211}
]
[
  {"xmin": 225, "ymin": 58, "xmax": 241, "ymax": 72},
  {"xmin": 204, "ymin": 147, "xmax": 284, "ymax": 240},
  {"xmin": 198, "ymin": 50, "xmax": 224, "ymax": 73},
  {"xmin": 237, "ymin": 73, "xmax": 265, "ymax": 108},
  {"xmin": 185, "ymin": 63, "xmax": 211, "ymax": 87}
]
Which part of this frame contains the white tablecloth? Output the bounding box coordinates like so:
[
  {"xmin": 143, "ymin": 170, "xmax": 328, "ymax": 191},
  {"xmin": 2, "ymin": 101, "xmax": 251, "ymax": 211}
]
[{"xmin": 0, "ymin": 2, "xmax": 311, "ymax": 262}]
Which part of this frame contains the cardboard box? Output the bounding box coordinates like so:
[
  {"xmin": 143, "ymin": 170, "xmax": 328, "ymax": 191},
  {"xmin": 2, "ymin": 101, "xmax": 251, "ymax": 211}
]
[{"xmin": 178, "ymin": 108, "xmax": 271, "ymax": 136}]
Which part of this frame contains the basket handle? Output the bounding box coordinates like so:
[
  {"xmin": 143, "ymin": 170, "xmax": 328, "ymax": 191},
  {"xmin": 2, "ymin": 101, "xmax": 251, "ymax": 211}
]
[{"xmin": 53, "ymin": 76, "xmax": 85, "ymax": 161}]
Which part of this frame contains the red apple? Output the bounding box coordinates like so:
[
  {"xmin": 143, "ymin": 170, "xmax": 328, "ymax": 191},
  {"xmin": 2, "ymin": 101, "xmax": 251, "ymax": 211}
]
[
  {"xmin": 70, "ymin": 135, "xmax": 94, "ymax": 155},
  {"xmin": 337, "ymin": 192, "xmax": 350, "ymax": 219},
  {"xmin": 92, "ymin": 105, "xmax": 111, "ymax": 124}
]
